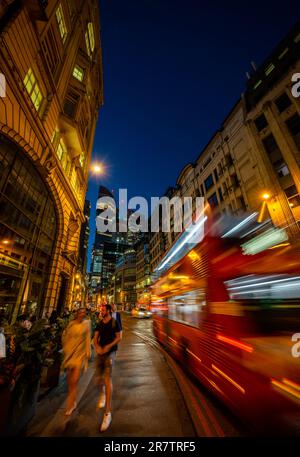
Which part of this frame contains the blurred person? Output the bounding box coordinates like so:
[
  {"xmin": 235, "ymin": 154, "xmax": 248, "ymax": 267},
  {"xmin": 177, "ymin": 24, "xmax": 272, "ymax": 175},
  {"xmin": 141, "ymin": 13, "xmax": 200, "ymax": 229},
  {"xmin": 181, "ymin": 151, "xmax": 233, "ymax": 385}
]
[
  {"xmin": 93, "ymin": 304, "xmax": 122, "ymax": 432},
  {"xmin": 112, "ymin": 303, "xmax": 122, "ymax": 331},
  {"xmin": 62, "ymin": 308, "xmax": 91, "ymax": 416}
]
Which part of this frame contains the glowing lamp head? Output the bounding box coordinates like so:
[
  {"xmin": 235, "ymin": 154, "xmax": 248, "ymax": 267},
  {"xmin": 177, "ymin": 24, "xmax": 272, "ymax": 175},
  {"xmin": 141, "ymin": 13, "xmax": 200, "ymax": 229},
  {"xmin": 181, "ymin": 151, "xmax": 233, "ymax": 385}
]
[
  {"xmin": 2, "ymin": 240, "xmax": 10, "ymax": 245},
  {"xmin": 262, "ymin": 193, "xmax": 270, "ymax": 201},
  {"xmin": 91, "ymin": 163, "xmax": 104, "ymax": 174}
]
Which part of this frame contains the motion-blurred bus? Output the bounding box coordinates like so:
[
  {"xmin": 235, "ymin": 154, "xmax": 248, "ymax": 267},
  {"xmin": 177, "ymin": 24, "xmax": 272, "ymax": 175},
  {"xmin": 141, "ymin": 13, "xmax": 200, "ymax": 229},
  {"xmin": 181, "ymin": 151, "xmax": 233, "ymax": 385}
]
[{"xmin": 151, "ymin": 212, "xmax": 300, "ymax": 434}]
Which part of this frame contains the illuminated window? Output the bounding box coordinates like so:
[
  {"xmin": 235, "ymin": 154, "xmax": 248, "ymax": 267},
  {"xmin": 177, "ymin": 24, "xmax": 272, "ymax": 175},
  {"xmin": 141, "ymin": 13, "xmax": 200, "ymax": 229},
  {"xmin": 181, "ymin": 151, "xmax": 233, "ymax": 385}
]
[
  {"xmin": 254, "ymin": 80, "xmax": 262, "ymax": 90},
  {"xmin": 24, "ymin": 68, "xmax": 43, "ymax": 111},
  {"xmin": 265, "ymin": 63, "xmax": 275, "ymax": 76},
  {"xmin": 278, "ymin": 47, "xmax": 289, "ymax": 60},
  {"xmin": 294, "ymin": 32, "xmax": 300, "ymax": 44},
  {"xmin": 56, "ymin": 3, "xmax": 68, "ymax": 43},
  {"xmin": 85, "ymin": 22, "xmax": 95, "ymax": 57},
  {"xmin": 79, "ymin": 153, "xmax": 85, "ymax": 167},
  {"xmin": 73, "ymin": 64, "xmax": 84, "ymax": 82},
  {"xmin": 57, "ymin": 139, "xmax": 65, "ymax": 161}
]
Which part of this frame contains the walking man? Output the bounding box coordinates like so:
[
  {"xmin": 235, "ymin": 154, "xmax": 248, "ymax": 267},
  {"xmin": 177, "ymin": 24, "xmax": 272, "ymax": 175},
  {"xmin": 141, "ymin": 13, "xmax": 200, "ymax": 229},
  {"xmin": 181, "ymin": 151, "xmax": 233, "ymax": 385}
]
[{"xmin": 94, "ymin": 304, "xmax": 122, "ymax": 432}]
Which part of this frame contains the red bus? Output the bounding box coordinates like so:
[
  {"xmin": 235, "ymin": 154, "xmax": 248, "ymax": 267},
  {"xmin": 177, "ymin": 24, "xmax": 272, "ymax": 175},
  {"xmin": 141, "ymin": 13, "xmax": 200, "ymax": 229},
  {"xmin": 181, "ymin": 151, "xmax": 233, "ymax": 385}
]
[{"xmin": 152, "ymin": 217, "xmax": 300, "ymax": 434}]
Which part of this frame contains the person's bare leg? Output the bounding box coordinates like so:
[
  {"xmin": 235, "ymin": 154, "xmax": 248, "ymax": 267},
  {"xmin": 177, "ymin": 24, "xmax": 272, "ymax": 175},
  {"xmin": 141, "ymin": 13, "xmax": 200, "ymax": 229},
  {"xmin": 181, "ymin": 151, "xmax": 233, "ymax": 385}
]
[
  {"xmin": 71, "ymin": 368, "xmax": 80, "ymax": 406},
  {"xmin": 66, "ymin": 368, "xmax": 80, "ymax": 411},
  {"xmin": 104, "ymin": 374, "xmax": 112, "ymax": 414},
  {"xmin": 66, "ymin": 368, "xmax": 75, "ymax": 411}
]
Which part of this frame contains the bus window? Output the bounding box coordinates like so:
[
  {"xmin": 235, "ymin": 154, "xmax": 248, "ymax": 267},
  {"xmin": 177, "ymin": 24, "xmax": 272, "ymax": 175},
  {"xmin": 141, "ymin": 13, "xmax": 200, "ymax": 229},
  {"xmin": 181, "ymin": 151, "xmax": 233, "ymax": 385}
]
[
  {"xmin": 224, "ymin": 274, "xmax": 300, "ymax": 334},
  {"xmin": 167, "ymin": 288, "xmax": 206, "ymax": 328}
]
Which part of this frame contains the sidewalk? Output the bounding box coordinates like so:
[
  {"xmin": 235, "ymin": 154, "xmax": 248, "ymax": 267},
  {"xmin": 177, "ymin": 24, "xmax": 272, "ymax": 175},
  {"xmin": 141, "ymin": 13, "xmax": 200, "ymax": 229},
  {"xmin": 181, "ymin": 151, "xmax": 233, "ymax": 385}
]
[{"xmin": 26, "ymin": 324, "xmax": 195, "ymax": 437}]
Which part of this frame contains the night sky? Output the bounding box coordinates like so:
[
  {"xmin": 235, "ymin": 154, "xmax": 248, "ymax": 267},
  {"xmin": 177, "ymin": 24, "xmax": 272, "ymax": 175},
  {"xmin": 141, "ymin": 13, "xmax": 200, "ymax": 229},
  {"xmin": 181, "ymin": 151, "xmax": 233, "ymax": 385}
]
[{"xmin": 86, "ymin": 0, "xmax": 300, "ymax": 270}]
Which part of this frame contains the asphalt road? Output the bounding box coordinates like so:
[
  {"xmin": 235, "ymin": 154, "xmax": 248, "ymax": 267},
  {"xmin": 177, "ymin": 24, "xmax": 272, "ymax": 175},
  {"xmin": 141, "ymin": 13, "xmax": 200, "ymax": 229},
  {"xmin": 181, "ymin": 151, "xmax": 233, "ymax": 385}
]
[{"xmin": 26, "ymin": 314, "xmax": 245, "ymax": 437}]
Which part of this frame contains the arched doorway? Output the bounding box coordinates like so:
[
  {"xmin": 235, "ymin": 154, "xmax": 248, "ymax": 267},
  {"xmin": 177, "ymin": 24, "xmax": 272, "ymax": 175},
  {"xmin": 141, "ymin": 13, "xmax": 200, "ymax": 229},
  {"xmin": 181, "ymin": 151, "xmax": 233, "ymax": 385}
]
[{"xmin": 0, "ymin": 135, "xmax": 57, "ymax": 322}]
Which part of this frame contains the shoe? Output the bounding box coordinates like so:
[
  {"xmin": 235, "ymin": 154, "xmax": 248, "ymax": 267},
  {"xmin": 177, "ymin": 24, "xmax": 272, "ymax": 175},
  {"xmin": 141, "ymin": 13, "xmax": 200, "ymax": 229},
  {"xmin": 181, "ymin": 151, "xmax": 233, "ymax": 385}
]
[
  {"xmin": 100, "ymin": 412, "xmax": 112, "ymax": 432},
  {"xmin": 97, "ymin": 392, "xmax": 106, "ymax": 409},
  {"xmin": 65, "ymin": 401, "xmax": 77, "ymax": 416}
]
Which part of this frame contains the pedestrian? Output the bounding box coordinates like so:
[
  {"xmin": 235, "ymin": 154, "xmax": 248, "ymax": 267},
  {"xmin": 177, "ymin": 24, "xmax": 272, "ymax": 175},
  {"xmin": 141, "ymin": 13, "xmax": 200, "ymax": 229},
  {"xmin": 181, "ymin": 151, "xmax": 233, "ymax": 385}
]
[
  {"xmin": 112, "ymin": 303, "xmax": 122, "ymax": 331},
  {"xmin": 93, "ymin": 304, "xmax": 122, "ymax": 432},
  {"xmin": 62, "ymin": 307, "xmax": 91, "ymax": 416}
]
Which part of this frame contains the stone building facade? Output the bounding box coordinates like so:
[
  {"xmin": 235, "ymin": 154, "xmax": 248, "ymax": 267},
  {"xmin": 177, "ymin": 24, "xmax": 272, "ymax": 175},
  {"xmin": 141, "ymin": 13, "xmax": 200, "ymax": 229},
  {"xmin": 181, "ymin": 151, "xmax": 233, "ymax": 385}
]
[{"xmin": 0, "ymin": 0, "xmax": 103, "ymax": 321}]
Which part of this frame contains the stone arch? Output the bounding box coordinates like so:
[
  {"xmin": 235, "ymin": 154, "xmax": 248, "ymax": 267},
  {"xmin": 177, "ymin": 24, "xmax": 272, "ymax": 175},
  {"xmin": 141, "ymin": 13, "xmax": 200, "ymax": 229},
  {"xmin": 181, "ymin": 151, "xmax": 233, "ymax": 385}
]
[{"xmin": 0, "ymin": 123, "xmax": 64, "ymax": 244}]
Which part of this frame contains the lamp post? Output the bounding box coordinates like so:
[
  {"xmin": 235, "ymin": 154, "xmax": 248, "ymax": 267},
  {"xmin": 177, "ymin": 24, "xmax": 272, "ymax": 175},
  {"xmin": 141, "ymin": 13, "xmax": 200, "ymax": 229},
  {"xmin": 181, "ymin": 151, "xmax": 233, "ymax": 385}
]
[{"xmin": 257, "ymin": 193, "xmax": 271, "ymax": 223}]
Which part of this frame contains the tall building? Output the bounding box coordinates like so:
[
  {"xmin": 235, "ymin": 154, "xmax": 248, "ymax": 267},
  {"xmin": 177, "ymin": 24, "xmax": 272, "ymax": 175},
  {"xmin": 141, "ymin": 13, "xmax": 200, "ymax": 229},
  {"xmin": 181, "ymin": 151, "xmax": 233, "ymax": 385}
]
[
  {"xmin": 0, "ymin": 0, "xmax": 103, "ymax": 322},
  {"xmin": 89, "ymin": 186, "xmax": 128, "ymax": 298},
  {"xmin": 149, "ymin": 20, "xmax": 300, "ymax": 271},
  {"xmin": 135, "ymin": 233, "xmax": 151, "ymax": 305},
  {"xmin": 113, "ymin": 248, "xmax": 137, "ymax": 309}
]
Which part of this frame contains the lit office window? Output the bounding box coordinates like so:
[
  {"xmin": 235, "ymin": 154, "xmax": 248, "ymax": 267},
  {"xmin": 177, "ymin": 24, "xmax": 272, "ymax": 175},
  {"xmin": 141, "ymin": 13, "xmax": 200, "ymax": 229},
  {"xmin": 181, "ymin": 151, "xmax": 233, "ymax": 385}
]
[
  {"xmin": 85, "ymin": 22, "xmax": 95, "ymax": 57},
  {"xmin": 73, "ymin": 64, "xmax": 84, "ymax": 82},
  {"xmin": 79, "ymin": 153, "xmax": 85, "ymax": 167},
  {"xmin": 56, "ymin": 3, "xmax": 68, "ymax": 43},
  {"xmin": 88, "ymin": 23, "xmax": 95, "ymax": 52},
  {"xmin": 24, "ymin": 68, "xmax": 43, "ymax": 111}
]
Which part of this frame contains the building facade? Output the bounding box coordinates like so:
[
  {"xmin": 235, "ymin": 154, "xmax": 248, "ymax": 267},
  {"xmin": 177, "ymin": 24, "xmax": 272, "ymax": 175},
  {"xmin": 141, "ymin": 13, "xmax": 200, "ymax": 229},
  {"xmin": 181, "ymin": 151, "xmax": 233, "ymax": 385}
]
[
  {"xmin": 149, "ymin": 21, "xmax": 300, "ymax": 273},
  {"xmin": 135, "ymin": 233, "xmax": 151, "ymax": 305},
  {"xmin": 113, "ymin": 248, "xmax": 136, "ymax": 309},
  {"xmin": 0, "ymin": 0, "xmax": 103, "ymax": 321}
]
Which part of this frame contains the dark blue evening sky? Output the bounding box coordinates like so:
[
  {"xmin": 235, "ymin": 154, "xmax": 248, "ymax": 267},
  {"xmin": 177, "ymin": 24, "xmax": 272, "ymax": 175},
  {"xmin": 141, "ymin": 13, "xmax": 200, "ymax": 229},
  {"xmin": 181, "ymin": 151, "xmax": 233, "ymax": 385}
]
[{"xmin": 87, "ymin": 0, "xmax": 300, "ymax": 269}]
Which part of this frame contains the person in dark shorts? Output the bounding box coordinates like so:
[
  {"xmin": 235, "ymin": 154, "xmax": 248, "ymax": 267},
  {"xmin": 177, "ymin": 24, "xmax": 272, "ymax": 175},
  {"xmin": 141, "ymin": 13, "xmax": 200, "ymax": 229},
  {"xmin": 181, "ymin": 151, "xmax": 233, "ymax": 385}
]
[{"xmin": 93, "ymin": 304, "xmax": 122, "ymax": 432}]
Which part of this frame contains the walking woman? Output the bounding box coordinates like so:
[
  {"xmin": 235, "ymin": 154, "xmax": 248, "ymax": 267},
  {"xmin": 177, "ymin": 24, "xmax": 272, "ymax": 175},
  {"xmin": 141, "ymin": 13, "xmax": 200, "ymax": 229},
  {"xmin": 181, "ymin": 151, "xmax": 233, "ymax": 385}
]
[{"xmin": 62, "ymin": 308, "xmax": 91, "ymax": 416}]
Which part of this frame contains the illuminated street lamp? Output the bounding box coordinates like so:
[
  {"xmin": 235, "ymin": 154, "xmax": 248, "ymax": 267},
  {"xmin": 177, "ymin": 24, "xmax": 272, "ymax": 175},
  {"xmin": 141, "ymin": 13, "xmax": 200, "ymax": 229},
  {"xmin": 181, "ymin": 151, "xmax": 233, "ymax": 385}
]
[
  {"xmin": 258, "ymin": 192, "xmax": 271, "ymax": 223},
  {"xmin": 91, "ymin": 162, "xmax": 104, "ymax": 175}
]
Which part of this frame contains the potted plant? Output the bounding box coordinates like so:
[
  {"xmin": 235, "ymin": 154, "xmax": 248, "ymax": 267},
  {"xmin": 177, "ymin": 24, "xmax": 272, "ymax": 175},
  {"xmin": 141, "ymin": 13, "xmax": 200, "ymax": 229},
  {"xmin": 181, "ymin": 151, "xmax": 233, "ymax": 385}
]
[
  {"xmin": 39, "ymin": 316, "xmax": 69, "ymax": 393},
  {"xmin": 0, "ymin": 317, "xmax": 50, "ymax": 436}
]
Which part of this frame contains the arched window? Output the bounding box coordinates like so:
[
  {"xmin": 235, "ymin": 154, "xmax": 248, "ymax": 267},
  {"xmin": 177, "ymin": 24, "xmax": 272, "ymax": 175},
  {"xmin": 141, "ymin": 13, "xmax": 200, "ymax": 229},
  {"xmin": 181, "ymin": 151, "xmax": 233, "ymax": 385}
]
[{"xmin": 0, "ymin": 135, "xmax": 57, "ymax": 321}]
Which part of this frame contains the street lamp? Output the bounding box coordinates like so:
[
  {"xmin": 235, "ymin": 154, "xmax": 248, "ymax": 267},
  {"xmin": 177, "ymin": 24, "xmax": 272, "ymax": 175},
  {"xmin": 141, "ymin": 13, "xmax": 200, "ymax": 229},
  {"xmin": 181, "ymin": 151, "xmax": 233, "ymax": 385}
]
[
  {"xmin": 258, "ymin": 192, "xmax": 271, "ymax": 223},
  {"xmin": 90, "ymin": 162, "xmax": 105, "ymax": 175}
]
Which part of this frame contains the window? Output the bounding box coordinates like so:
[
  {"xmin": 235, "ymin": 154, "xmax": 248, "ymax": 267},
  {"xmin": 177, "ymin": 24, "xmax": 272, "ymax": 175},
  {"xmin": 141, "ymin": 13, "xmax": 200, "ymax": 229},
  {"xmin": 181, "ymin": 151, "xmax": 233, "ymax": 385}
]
[
  {"xmin": 286, "ymin": 114, "xmax": 300, "ymax": 150},
  {"xmin": 284, "ymin": 185, "xmax": 300, "ymax": 208},
  {"xmin": 204, "ymin": 174, "xmax": 214, "ymax": 192},
  {"xmin": 73, "ymin": 64, "xmax": 84, "ymax": 82},
  {"xmin": 254, "ymin": 80, "xmax": 262, "ymax": 90},
  {"xmin": 278, "ymin": 47, "xmax": 289, "ymax": 60},
  {"xmin": 294, "ymin": 32, "xmax": 300, "ymax": 44},
  {"xmin": 79, "ymin": 153, "xmax": 85, "ymax": 168},
  {"xmin": 284, "ymin": 185, "xmax": 297, "ymax": 198},
  {"xmin": 24, "ymin": 68, "xmax": 43, "ymax": 111},
  {"xmin": 63, "ymin": 90, "xmax": 80, "ymax": 118},
  {"xmin": 42, "ymin": 26, "xmax": 60, "ymax": 75},
  {"xmin": 213, "ymin": 168, "xmax": 219, "ymax": 182},
  {"xmin": 275, "ymin": 93, "xmax": 292, "ymax": 113},
  {"xmin": 262, "ymin": 134, "xmax": 280, "ymax": 155},
  {"xmin": 274, "ymin": 160, "xmax": 290, "ymax": 178},
  {"xmin": 265, "ymin": 63, "xmax": 275, "ymax": 76},
  {"xmin": 225, "ymin": 153, "xmax": 234, "ymax": 167},
  {"xmin": 85, "ymin": 22, "xmax": 95, "ymax": 57},
  {"xmin": 56, "ymin": 3, "xmax": 68, "ymax": 43},
  {"xmin": 208, "ymin": 192, "xmax": 219, "ymax": 208},
  {"xmin": 231, "ymin": 173, "xmax": 239, "ymax": 189},
  {"xmin": 254, "ymin": 114, "xmax": 268, "ymax": 132},
  {"xmin": 218, "ymin": 187, "xmax": 224, "ymax": 202}
]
